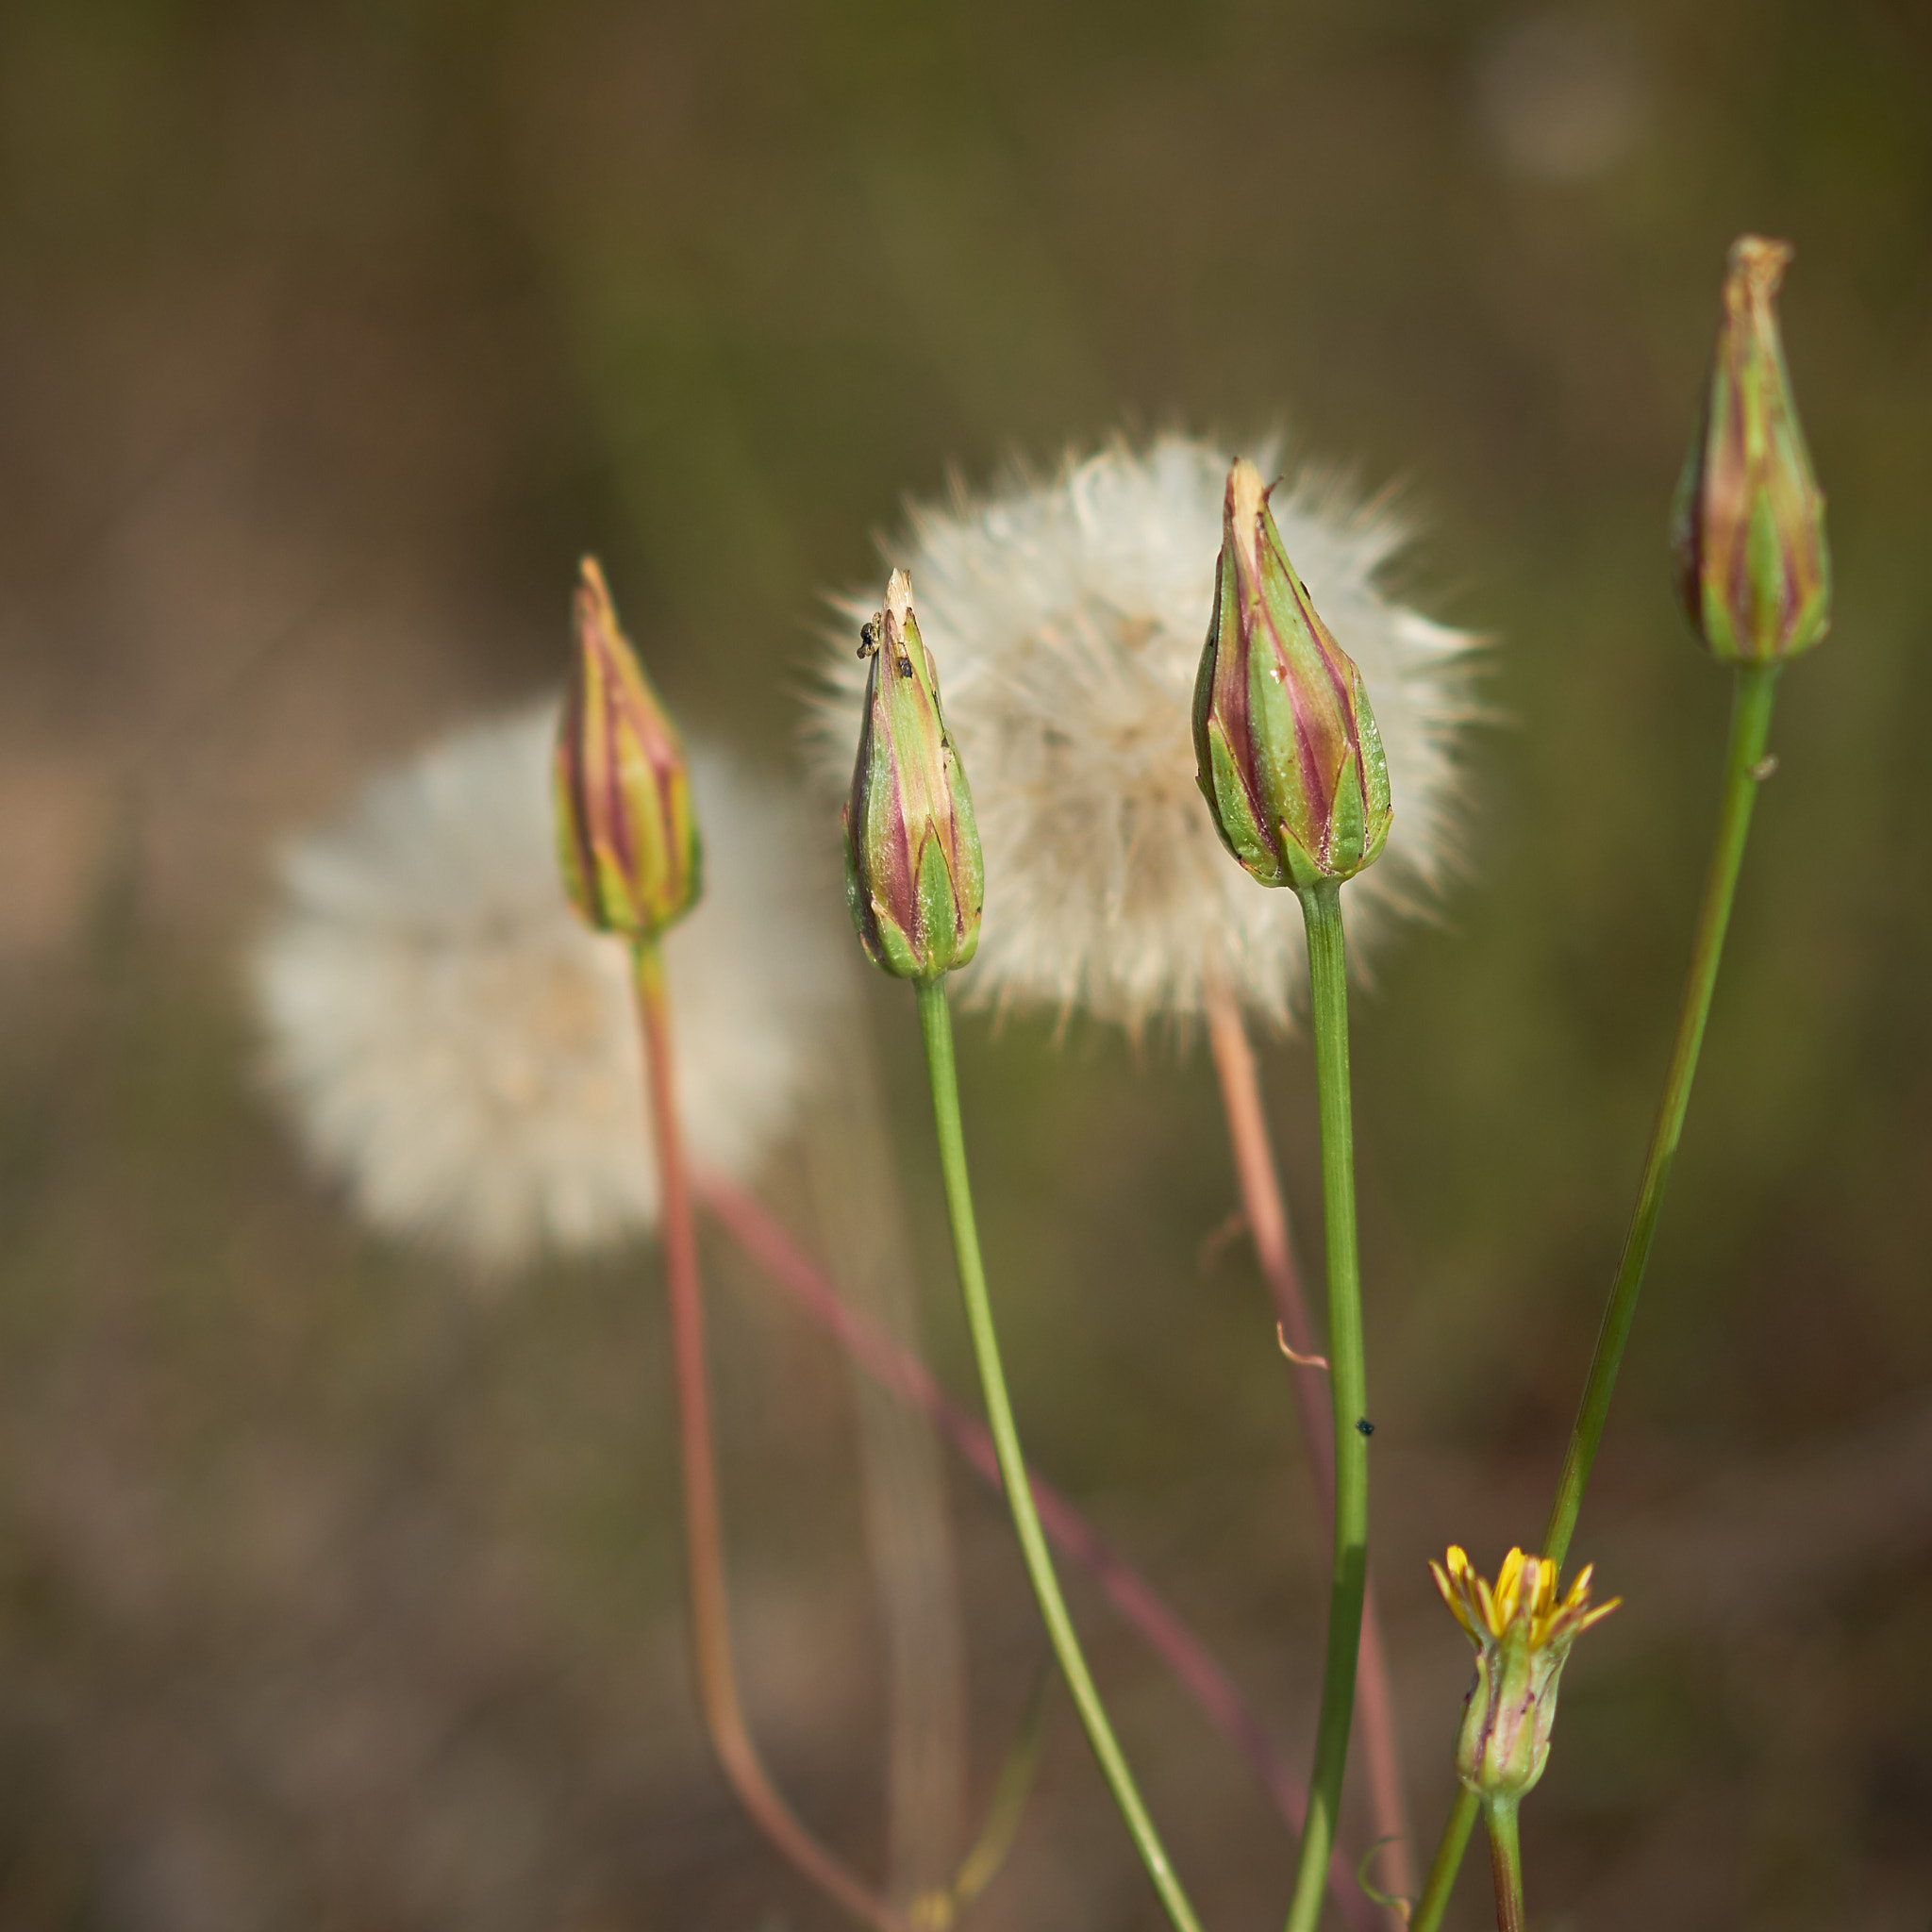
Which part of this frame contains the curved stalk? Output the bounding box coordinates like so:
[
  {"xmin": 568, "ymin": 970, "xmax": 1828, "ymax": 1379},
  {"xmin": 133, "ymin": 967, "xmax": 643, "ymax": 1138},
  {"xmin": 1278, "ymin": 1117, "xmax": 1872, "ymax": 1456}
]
[
  {"xmin": 914, "ymin": 976, "xmax": 1204, "ymax": 1932},
  {"xmin": 634, "ymin": 941, "xmax": 904, "ymax": 1932},
  {"xmin": 697, "ymin": 1173, "xmax": 1384, "ymax": 1932},
  {"xmin": 1283, "ymin": 881, "xmax": 1372, "ymax": 1932}
]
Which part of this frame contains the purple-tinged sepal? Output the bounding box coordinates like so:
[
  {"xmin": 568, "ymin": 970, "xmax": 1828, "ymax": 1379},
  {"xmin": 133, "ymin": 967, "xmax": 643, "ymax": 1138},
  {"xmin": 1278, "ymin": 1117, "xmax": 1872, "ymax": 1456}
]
[
  {"xmin": 843, "ymin": 571, "xmax": 983, "ymax": 981},
  {"xmin": 1670, "ymin": 235, "xmax": 1831, "ymax": 665},
  {"xmin": 1192, "ymin": 458, "xmax": 1393, "ymax": 893},
  {"xmin": 554, "ymin": 557, "xmax": 702, "ymax": 940}
]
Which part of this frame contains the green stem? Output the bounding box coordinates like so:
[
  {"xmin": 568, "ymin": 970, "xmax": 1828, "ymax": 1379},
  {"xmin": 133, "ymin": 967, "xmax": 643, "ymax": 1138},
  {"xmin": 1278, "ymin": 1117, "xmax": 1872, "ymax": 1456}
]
[
  {"xmin": 1407, "ymin": 660, "xmax": 1782, "ymax": 1932},
  {"xmin": 1541, "ymin": 660, "xmax": 1779, "ymax": 1572},
  {"xmin": 1283, "ymin": 880, "xmax": 1371, "ymax": 1932},
  {"xmin": 913, "ymin": 977, "xmax": 1204, "ymax": 1932},
  {"xmin": 1483, "ymin": 1800, "xmax": 1525, "ymax": 1932},
  {"xmin": 1409, "ymin": 1790, "xmax": 1479, "ymax": 1932}
]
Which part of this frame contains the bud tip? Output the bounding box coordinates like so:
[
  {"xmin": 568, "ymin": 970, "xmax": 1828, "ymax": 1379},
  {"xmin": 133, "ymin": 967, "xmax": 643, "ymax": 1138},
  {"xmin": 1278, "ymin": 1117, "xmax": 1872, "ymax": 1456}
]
[
  {"xmin": 885, "ymin": 568, "xmax": 915, "ymax": 628},
  {"xmin": 1727, "ymin": 233, "xmax": 1792, "ymax": 303}
]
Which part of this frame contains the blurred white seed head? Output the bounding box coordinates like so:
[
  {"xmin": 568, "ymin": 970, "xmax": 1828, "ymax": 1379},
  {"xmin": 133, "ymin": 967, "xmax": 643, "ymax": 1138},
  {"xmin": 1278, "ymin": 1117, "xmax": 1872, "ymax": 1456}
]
[
  {"xmin": 252, "ymin": 703, "xmax": 840, "ymax": 1270},
  {"xmin": 808, "ymin": 432, "xmax": 1483, "ymax": 1035}
]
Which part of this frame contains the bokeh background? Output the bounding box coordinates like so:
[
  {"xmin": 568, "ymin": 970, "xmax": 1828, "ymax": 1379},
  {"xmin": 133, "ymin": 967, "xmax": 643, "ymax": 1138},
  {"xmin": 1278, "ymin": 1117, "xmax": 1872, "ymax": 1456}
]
[{"xmin": 4, "ymin": 2, "xmax": 1931, "ymax": 1927}]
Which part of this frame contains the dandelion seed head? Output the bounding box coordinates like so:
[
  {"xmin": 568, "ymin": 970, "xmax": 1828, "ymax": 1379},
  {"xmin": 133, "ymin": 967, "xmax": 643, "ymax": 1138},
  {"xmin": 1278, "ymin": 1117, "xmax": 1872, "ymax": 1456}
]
[
  {"xmin": 808, "ymin": 432, "xmax": 1483, "ymax": 1034},
  {"xmin": 253, "ymin": 704, "xmax": 839, "ymax": 1271}
]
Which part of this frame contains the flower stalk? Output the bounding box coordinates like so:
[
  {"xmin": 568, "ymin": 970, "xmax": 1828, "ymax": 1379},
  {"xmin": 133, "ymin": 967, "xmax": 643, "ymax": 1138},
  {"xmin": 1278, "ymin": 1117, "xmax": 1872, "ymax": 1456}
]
[
  {"xmin": 1483, "ymin": 1800, "xmax": 1525, "ymax": 1932},
  {"xmin": 698, "ymin": 1170, "xmax": 1383, "ymax": 1932},
  {"xmin": 1542, "ymin": 662, "xmax": 1779, "ymax": 1568},
  {"xmin": 557, "ymin": 559, "xmax": 896, "ymax": 1928},
  {"xmin": 1281, "ymin": 880, "xmax": 1374, "ymax": 1932},
  {"xmin": 915, "ymin": 976, "xmax": 1206, "ymax": 1932},
  {"xmin": 633, "ymin": 941, "xmax": 904, "ymax": 1932},
  {"xmin": 1408, "ymin": 664, "xmax": 1781, "ymax": 1932},
  {"xmin": 1206, "ymin": 994, "xmax": 1411, "ymax": 1917},
  {"xmin": 1411, "ymin": 234, "xmax": 1827, "ymax": 1932},
  {"xmin": 844, "ymin": 567, "xmax": 1203, "ymax": 1931}
]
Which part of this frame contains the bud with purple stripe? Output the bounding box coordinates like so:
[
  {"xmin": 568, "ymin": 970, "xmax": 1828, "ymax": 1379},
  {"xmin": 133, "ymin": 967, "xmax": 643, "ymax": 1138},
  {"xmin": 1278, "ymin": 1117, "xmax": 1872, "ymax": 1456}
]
[
  {"xmin": 1670, "ymin": 235, "xmax": 1831, "ymax": 666},
  {"xmin": 843, "ymin": 570, "xmax": 983, "ymax": 981},
  {"xmin": 555, "ymin": 557, "xmax": 702, "ymax": 940},
  {"xmin": 1193, "ymin": 458, "xmax": 1393, "ymax": 893}
]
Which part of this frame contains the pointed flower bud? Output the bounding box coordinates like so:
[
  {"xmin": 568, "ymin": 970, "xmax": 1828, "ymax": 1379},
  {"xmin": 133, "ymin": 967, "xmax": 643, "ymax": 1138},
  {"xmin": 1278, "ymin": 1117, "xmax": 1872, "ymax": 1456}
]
[
  {"xmin": 843, "ymin": 571, "xmax": 983, "ymax": 981},
  {"xmin": 1670, "ymin": 235, "xmax": 1831, "ymax": 664},
  {"xmin": 1193, "ymin": 458, "xmax": 1393, "ymax": 892},
  {"xmin": 554, "ymin": 557, "xmax": 702, "ymax": 940},
  {"xmin": 1431, "ymin": 1545, "xmax": 1619, "ymax": 1803}
]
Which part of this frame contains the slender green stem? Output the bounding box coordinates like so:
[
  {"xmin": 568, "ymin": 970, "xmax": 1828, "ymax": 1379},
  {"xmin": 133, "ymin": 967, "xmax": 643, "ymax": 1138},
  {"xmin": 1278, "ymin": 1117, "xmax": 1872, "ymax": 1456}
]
[
  {"xmin": 1482, "ymin": 1800, "xmax": 1524, "ymax": 1932},
  {"xmin": 913, "ymin": 977, "xmax": 1204, "ymax": 1932},
  {"xmin": 1283, "ymin": 880, "xmax": 1371, "ymax": 1932},
  {"xmin": 1407, "ymin": 660, "xmax": 1782, "ymax": 1932},
  {"xmin": 1409, "ymin": 1789, "xmax": 1479, "ymax": 1932},
  {"xmin": 1208, "ymin": 995, "xmax": 1411, "ymax": 1924},
  {"xmin": 1541, "ymin": 661, "xmax": 1779, "ymax": 1570}
]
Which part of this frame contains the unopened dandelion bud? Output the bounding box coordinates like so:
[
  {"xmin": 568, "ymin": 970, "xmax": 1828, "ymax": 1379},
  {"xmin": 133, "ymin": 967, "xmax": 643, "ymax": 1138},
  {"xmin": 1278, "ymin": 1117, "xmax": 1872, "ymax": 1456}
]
[
  {"xmin": 1193, "ymin": 458, "xmax": 1393, "ymax": 892},
  {"xmin": 555, "ymin": 557, "xmax": 702, "ymax": 940},
  {"xmin": 1431, "ymin": 1545, "xmax": 1619, "ymax": 1803},
  {"xmin": 1670, "ymin": 235, "xmax": 1831, "ymax": 665},
  {"xmin": 843, "ymin": 570, "xmax": 984, "ymax": 981}
]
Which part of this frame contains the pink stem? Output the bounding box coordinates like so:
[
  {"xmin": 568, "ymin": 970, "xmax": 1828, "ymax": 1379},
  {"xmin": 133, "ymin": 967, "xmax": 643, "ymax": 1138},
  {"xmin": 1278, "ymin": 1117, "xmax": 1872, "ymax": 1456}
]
[
  {"xmin": 697, "ymin": 1171, "xmax": 1379, "ymax": 1932},
  {"xmin": 635, "ymin": 950, "xmax": 905, "ymax": 1932}
]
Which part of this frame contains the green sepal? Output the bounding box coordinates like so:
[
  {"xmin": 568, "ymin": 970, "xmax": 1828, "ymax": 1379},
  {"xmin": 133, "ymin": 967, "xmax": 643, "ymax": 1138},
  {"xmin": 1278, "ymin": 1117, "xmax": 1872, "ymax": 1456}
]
[
  {"xmin": 1702, "ymin": 576, "xmax": 1740, "ymax": 659},
  {"xmin": 915, "ymin": 830, "xmax": 958, "ymax": 973},
  {"xmin": 1246, "ymin": 625, "xmax": 1311, "ymax": 861},
  {"xmin": 872, "ymin": 899, "xmax": 924, "ymax": 980},
  {"xmin": 1744, "ymin": 486, "xmax": 1784, "ymax": 660},
  {"xmin": 1361, "ymin": 807, "xmax": 1393, "ymax": 874},
  {"xmin": 1280, "ymin": 826, "xmax": 1324, "ymax": 892},
  {"xmin": 1207, "ymin": 718, "xmax": 1284, "ymax": 885},
  {"xmin": 1327, "ymin": 743, "xmax": 1365, "ymax": 875},
  {"xmin": 1355, "ymin": 671, "xmax": 1392, "ymax": 828},
  {"xmin": 944, "ymin": 732, "xmax": 985, "ymax": 942}
]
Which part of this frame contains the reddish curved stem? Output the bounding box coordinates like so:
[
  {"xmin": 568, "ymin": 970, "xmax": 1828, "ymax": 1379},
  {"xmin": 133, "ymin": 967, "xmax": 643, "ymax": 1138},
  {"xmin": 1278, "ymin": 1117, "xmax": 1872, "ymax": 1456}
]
[{"xmin": 634, "ymin": 945, "xmax": 904, "ymax": 1932}]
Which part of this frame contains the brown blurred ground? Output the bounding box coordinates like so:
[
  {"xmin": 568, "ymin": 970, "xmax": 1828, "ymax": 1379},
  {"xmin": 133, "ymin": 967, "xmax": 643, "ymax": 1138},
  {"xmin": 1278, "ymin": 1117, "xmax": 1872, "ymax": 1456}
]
[{"xmin": 3, "ymin": 2, "xmax": 1932, "ymax": 1928}]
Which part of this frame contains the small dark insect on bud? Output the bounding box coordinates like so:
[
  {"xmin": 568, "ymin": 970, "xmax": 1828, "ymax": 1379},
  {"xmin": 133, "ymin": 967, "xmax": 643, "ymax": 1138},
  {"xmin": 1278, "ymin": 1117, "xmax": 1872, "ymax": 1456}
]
[
  {"xmin": 1356, "ymin": 1418, "xmax": 1375, "ymax": 1438},
  {"xmin": 842, "ymin": 571, "xmax": 985, "ymax": 981}
]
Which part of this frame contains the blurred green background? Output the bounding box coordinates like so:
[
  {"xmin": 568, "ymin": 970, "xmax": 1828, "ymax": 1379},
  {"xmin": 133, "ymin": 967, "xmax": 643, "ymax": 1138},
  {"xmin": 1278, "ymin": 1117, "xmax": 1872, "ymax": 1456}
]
[{"xmin": 3, "ymin": 1, "xmax": 1931, "ymax": 1927}]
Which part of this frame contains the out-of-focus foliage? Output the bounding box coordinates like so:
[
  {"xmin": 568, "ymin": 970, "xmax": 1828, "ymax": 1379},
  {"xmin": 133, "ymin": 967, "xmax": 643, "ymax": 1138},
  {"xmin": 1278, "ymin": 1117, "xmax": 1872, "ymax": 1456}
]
[{"xmin": 2, "ymin": 2, "xmax": 1930, "ymax": 1928}]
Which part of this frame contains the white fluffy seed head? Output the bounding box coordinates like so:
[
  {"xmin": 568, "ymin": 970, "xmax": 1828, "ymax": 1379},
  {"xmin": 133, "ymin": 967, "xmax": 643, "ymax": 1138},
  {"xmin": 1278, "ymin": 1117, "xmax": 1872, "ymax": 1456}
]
[
  {"xmin": 808, "ymin": 432, "xmax": 1483, "ymax": 1036},
  {"xmin": 251, "ymin": 703, "xmax": 841, "ymax": 1271}
]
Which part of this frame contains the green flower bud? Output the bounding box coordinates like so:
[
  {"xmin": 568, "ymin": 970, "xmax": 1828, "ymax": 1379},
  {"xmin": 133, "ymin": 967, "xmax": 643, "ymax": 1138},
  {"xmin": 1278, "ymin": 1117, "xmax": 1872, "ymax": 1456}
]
[
  {"xmin": 1670, "ymin": 235, "xmax": 1831, "ymax": 664},
  {"xmin": 554, "ymin": 557, "xmax": 702, "ymax": 940},
  {"xmin": 843, "ymin": 570, "xmax": 983, "ymax": 981},
  {"xmin": 1431, "ymin": 1546, "xmax": 1619, "ymax": 1803},
  {"xmin": 1192, "ymin": 458, "xmax": 1393, "ymax": 892}
]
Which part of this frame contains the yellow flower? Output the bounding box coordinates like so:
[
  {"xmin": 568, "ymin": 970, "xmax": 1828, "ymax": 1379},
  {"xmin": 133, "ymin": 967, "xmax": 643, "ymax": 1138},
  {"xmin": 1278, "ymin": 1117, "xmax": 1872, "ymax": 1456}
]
[{"xmin": 1429, "ymin": 1545, "xmax": 1618, "ymax": 1801}]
